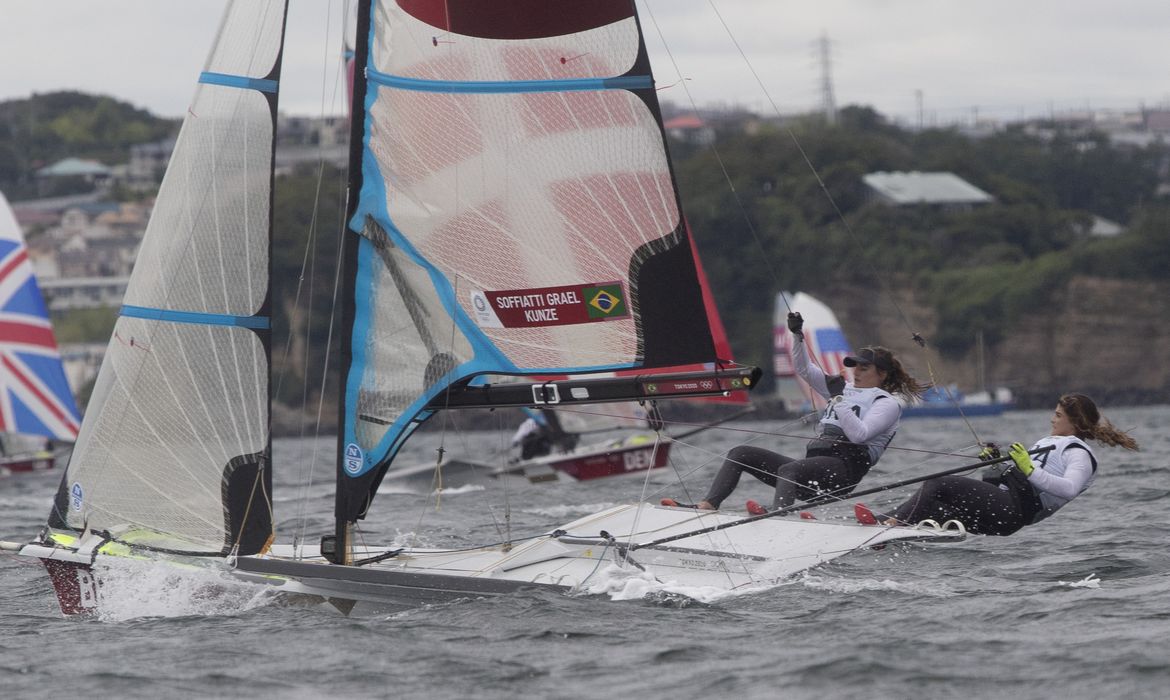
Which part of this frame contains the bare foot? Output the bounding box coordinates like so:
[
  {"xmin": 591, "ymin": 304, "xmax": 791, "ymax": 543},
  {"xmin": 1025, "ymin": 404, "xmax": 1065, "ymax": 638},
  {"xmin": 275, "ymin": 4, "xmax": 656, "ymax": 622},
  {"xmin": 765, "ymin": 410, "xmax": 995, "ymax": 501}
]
[{"xmin": 697, "ymin": 500, "xmax": 716, "ymax": 511}]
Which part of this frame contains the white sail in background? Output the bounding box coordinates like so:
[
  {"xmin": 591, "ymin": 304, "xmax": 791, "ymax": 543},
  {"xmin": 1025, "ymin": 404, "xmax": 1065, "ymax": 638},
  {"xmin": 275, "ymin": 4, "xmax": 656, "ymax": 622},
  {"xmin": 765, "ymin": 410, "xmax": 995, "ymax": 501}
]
[{"xmin": 773, "ymin": 291, "xmax": 853, "ymax": 412}]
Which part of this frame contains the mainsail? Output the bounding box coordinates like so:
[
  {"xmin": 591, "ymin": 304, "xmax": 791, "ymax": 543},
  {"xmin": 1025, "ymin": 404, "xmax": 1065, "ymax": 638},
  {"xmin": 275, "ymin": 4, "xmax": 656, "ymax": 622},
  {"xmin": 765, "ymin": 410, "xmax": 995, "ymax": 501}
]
[
  {"xmin": 0, "ymin": 191, "xmax": 80, "ymax": 442},
  {"xmin": 336, "ymin": 0, "xmax": 724, "ymax": 527},
  {"xmin": 47, "ymin": 1, "xmax": 288, "ymax": 555}
]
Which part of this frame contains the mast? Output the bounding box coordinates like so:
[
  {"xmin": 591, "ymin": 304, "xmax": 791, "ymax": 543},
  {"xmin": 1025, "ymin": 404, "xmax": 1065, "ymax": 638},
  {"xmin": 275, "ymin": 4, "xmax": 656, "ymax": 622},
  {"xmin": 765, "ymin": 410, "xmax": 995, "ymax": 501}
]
[{"xmin": 331, "ymin": 0, "xmax": 374, "ymax": 565}]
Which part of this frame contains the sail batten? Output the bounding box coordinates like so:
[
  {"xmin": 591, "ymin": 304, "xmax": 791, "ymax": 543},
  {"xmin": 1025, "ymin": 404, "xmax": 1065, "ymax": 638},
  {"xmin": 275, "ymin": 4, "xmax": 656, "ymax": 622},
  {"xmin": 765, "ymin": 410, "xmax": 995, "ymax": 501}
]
[
  {"xmin": 367, "ymin": 71, "xmax": 653, "ymax": 93},
  {"xmin": 119, "ymin": 305, "xmax": 270, "ymax": 329}
]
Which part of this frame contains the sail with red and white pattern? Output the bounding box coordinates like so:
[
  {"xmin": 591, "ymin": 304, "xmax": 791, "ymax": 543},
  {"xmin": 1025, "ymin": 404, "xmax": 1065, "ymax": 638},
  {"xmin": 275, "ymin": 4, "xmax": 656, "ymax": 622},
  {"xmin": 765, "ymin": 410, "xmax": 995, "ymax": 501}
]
[{"xmin": 335, "ymin": 0, "xmax": 753, "ymax": 524}]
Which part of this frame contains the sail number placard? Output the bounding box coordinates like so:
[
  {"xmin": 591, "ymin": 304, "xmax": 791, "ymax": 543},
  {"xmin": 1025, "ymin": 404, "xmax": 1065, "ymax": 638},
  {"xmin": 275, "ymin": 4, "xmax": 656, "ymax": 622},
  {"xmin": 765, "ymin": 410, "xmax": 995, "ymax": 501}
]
[{"xmin": 470, "ymin": 282, "xmax": 629, "ymax": 328}]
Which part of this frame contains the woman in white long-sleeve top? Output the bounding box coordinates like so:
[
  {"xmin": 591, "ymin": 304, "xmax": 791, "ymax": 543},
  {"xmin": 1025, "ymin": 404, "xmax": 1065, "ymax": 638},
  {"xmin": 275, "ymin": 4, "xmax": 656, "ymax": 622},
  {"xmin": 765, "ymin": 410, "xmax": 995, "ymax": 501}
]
[
  {"xmin": 856, "ymin": 393, "xmax": 1138, "ymax": 535},
  {"xmin": 663, "ymin": 311, "xmax": 927, "ymax": 514}
]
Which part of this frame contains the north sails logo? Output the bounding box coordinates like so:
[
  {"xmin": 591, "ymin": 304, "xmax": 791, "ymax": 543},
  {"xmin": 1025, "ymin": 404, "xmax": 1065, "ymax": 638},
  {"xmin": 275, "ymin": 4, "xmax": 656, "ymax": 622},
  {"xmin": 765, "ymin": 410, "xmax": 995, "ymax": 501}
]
[
  {"xmin": 344, "ymin": 443, "xmax": 364, "ymax": 475},
  {"xmin": 70, "ymin": 482, "xmax": 84, "ymax": 511}
]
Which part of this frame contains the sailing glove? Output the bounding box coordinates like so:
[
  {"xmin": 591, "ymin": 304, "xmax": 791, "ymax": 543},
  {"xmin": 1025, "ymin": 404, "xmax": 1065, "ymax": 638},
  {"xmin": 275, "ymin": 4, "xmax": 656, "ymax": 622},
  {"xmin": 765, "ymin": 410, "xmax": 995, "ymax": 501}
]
[
  {"xmin": 787, "ymin": 312, "xmax": 804, "ymax": 337},
  {"xmin": 978, "ymin": 444, "xmax": 1002, "ymax": 460},
  {"xmin": 1008, "ymin": 442, "xmax": 1034, "ymax": 476}
]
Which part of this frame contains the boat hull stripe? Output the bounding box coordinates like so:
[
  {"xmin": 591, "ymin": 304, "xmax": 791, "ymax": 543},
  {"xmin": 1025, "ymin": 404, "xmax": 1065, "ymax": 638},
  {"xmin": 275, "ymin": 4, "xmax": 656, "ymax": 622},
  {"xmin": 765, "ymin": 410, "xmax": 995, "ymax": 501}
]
[
  {"xmin": 198, "ymin": 72, "xmax": 278, "ymax": 93},
  {"xmin": 120, "ymin": 305, "xmax": 269, "ymax": 329},
  {"xmin": 367, "ymin": 71, "xmax": 652, "ymax": 94}
]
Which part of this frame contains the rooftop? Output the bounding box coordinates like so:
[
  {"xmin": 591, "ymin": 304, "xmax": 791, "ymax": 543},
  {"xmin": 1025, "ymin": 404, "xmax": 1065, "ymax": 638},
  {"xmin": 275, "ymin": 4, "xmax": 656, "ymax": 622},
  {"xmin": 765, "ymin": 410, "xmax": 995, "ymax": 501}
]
[{"xmin": 863, "ymin": 171, "xmax": 994, "ymax": 206}]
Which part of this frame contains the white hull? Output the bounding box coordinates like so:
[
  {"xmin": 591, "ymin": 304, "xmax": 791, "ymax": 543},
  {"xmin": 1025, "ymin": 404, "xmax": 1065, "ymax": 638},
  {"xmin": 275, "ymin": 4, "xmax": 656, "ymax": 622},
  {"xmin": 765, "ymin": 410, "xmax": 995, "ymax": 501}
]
[{"xmin": 9, "ymin": 503, "xmax": 964, "ymax": 616}]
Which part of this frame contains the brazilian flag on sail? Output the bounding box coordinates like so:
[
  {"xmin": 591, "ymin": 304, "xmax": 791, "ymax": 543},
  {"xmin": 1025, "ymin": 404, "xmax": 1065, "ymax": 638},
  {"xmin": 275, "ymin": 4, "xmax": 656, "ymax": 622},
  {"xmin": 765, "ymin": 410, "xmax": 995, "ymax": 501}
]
[{"xmin": 584, "ymin": 284, "xmax": 628, "ymax": 319}]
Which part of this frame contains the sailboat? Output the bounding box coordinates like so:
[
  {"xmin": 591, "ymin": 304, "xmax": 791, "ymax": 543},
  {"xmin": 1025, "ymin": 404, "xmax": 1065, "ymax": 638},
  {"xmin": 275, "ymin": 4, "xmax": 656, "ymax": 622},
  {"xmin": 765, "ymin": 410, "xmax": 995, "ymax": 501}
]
[
  {"xmin": 0, "ymin": 191, "xmax": 81, "ymax": 474},
  {"xmin": 3, "ymin": 0, "xmax": 962, "ymax": 616}
]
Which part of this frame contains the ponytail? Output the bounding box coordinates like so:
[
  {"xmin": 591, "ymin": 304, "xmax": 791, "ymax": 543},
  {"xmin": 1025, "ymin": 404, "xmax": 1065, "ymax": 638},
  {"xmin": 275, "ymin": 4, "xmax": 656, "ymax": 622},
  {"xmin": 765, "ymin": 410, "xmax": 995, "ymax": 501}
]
[
  {"xmin": 1060, "ymin": 393, "xmax": 1139, "ymax": 451},
  {"xmin": 867, "ymin": 346, "xmax": 929, "ymax": 401}
]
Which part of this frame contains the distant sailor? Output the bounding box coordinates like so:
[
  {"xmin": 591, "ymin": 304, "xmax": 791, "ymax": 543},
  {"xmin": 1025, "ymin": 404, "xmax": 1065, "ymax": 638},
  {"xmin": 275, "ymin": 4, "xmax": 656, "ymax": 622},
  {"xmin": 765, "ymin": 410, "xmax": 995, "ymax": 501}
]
[
  {"xmin": 856, "ymin": 393, "xmax": 1139, "ymax": 535},
  {"xmin": 663, "ymin": 311, "xmax": 927, "ymax": 514},
  {"xmin": 510, "ymin": 410, "xmax": 578, "ymax": 461}
]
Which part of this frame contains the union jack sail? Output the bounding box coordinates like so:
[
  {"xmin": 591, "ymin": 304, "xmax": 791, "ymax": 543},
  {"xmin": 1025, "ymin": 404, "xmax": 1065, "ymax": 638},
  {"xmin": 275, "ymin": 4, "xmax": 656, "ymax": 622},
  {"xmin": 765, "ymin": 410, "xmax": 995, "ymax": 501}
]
[{"xmin": 0, "ymin": 192, "xmax": 81, "ymax": 440}]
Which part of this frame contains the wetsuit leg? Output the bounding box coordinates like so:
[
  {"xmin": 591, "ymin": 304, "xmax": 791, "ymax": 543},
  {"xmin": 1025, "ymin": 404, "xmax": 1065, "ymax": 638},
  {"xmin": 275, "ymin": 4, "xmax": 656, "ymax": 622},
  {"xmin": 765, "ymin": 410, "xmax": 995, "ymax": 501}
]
[
  {"xmin": 703, "ymin": 446, "xmax": 796, "ymax": 508},
  {"xmin": 770, "ymin": 455, "xmax": 868, "ymax": 509},
  {"xmin": 890, "ymin": 476, "xmax": 1028, "ymax": 536}
]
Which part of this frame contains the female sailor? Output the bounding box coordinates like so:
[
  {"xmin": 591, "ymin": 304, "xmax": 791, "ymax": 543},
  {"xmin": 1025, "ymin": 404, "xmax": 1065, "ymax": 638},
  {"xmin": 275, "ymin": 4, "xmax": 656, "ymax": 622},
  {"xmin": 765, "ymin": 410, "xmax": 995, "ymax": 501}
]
[
  {"xmin": 856, "ymin": 393, "xmax": 1138, "ymax": 535},
  {"xmin": 663, "ymin": 311, "xmax": 927, "ymax": 514}
]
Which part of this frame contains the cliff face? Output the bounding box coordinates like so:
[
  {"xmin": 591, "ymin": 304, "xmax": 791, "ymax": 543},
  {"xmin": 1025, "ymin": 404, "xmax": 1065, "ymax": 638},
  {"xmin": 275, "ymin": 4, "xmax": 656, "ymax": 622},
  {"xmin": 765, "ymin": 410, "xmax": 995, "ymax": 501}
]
[{"xmin": 821, "ymin": 276, "xmax": 1170, "ymax": 408}]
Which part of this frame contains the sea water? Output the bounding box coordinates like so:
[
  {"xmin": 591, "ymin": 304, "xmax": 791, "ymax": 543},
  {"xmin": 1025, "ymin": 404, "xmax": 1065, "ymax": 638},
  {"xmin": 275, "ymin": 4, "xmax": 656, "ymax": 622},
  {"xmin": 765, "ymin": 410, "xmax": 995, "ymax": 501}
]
[{"xmin": 3, "ymin": 406, "xmax": 1169, "ymax": 699}]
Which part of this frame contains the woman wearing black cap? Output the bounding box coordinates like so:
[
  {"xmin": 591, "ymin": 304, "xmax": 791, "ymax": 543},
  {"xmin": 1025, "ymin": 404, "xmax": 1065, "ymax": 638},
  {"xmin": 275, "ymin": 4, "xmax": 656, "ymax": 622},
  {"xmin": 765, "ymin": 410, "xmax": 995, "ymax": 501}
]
[
  {"xmin": 662, "ymin": 311, "xmax": 927, "ymax": 514},
  {"xmin": 854, "ymin": 393, "xmax": 1138, "ymax": 534}
]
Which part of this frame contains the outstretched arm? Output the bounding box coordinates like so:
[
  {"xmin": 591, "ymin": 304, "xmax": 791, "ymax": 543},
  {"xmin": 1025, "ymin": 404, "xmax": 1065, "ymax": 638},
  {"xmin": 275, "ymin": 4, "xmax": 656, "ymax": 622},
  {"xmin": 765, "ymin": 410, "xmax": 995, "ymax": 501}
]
[{"xmin": 791, "ymin": 336, "xmax": 830, "ymax": 398}]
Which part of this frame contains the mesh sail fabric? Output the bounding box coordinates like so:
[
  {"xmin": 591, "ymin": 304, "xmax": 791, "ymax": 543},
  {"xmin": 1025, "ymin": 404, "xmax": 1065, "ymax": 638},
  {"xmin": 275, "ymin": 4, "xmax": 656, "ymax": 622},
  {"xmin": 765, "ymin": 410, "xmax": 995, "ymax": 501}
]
[
  {"xmin": 350, "ymin": 219, "xmax": 475, "ymax": 451},
  {"xmin": 56, "ymin": 0, "xmax": 284, "ymax": 553},
  {"xmin": 60, "ymin": 320, "xmax": 267, "ymax": 552},
  {"xmin": 344, "ymin": 2, "xmax": 718, "ymax": 473}
]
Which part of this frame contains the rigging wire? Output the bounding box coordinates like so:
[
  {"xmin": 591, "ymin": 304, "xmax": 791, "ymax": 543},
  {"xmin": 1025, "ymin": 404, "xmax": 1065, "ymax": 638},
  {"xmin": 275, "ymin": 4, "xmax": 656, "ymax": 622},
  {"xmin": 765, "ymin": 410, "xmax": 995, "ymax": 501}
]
[
  {"xmin": 643, "ymin": 0, "xmax": 986, "ymax": 445},
  {"xmin": 287, "ymin": 0, "xmax": 351, "ymax": 555}
]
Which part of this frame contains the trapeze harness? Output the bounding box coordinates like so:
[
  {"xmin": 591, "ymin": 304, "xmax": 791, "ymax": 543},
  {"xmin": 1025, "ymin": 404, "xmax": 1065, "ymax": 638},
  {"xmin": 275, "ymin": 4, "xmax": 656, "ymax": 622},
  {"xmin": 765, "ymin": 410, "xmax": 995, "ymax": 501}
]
[
  {"xmin": 794, "ymin": 339, "xmax": 898, "ymax": 469},
  {"xmin": 987, "ymin": 435, "xmax": 1098, "ymax": 524}
]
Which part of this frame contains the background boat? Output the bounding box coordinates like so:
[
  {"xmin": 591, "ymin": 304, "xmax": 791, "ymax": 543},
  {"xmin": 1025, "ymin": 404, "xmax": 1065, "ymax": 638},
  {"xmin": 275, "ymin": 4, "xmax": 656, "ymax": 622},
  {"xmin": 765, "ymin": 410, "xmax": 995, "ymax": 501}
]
[{"xmin": 0, "ymin": 190, "xmax": 81, "ymax": 474}]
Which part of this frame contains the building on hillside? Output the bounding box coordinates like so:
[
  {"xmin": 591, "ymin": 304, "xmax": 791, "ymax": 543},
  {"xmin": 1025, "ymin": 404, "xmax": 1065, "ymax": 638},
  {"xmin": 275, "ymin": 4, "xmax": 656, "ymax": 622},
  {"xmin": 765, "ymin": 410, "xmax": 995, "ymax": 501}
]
[
  {"xmin": 39, "ymin": 276, "xmax": 131, "ymax": 311},
  {"xmin": 664, "ymin": 114, "xmax": 715, "ymax": 146},
  {"xmin": 863, "ymin": 171, "xmax": 994, "ymax": 210},
  {"xmin": 128, "ymin": 139, "xmax": 176, "ymax": 186},
  {"xmin": 35, "ymin": 158, "xmax": 113, "ymax": 196}
]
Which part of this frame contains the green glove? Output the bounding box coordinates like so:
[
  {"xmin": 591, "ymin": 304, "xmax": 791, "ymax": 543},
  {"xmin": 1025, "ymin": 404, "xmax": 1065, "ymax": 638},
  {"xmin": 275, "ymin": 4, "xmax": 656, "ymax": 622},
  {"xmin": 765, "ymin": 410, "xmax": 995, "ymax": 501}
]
[
  {"xmin": 1008, "ymin": 442, "xmax": 1034, "ymax": 476},
  {"xmin": 978, "ymin": 444, "xmax": 1001, "ymax": 460}
]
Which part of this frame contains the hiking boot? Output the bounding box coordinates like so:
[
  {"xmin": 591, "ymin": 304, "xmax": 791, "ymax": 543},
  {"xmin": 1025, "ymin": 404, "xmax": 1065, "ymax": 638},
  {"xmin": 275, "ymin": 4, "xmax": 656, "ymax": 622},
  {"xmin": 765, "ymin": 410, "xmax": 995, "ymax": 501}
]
[{"xmin": 854, "ymin": 503, "xmax": 878, "ymax": 525}]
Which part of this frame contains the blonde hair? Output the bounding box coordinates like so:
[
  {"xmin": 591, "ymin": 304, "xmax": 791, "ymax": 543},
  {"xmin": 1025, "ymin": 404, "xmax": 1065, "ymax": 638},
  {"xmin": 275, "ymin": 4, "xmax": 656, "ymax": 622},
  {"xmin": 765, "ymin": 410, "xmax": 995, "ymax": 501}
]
[{"xmin": 1059, "ymin": 393, "xmax": 1139, "ymax": 450}]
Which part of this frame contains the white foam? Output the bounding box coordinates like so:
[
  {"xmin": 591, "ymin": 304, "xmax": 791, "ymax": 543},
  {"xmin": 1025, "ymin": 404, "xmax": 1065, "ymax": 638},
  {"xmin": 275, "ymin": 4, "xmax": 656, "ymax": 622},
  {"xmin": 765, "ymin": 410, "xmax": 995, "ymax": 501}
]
[
  {"xmin": 1059, "ymin": 573, "xmax": 1101, "ymax": 589},
  {"xmin": 796, "ymin": 570, "xmax": 957, "ymax": 597},
  {"xmin": 432, "ymin": 484, "xmax": 486, "ymax": 496},
  {"xmin": 574, "ymin": 563, "xmax": 790, "ymax": 605},
  {"xmin": 91, "ymin": 556, "xmax": 275, "ymax": 621}
]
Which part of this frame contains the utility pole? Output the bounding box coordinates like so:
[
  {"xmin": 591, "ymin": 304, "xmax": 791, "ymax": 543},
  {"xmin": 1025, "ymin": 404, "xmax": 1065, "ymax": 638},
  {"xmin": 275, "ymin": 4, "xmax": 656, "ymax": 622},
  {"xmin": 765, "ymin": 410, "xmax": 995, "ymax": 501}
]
[{"xmin": 817, "ymin": 32, "xmax": 837, "ymax": 125}]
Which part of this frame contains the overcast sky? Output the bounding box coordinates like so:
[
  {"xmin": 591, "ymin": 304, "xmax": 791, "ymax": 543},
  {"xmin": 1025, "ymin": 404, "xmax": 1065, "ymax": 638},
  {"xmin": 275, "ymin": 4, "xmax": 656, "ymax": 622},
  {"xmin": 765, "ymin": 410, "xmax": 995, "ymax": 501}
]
[{"xmin": 3, "ymin": 1, "xmax": 1167, "ymax": 126}]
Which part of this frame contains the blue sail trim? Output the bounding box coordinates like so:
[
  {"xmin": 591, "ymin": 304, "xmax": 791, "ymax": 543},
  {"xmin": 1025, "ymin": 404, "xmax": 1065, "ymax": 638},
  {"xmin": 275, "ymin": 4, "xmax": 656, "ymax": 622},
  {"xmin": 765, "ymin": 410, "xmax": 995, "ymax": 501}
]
[
  {"xmin": 120, "ymin": 305, "xmax": 270, "ymax": 329},
  {"xmin": 198, "ymin": 72, "xmax": 278, "ymax": 93},
  {"xmin": 342, "ymin": 52, "xmax": 649, "ymax": 477},
  {"xmin": 367, "ymin": 70, "xmax": 653, "ymax": 94}
]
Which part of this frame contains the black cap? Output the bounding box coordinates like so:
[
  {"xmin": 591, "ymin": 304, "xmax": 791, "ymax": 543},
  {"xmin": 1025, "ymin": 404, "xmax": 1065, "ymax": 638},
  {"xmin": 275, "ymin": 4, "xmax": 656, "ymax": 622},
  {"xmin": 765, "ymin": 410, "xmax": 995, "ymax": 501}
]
[{"xmin": 843, "ymin": 348, "xmax": 891, "ymax": 372}]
